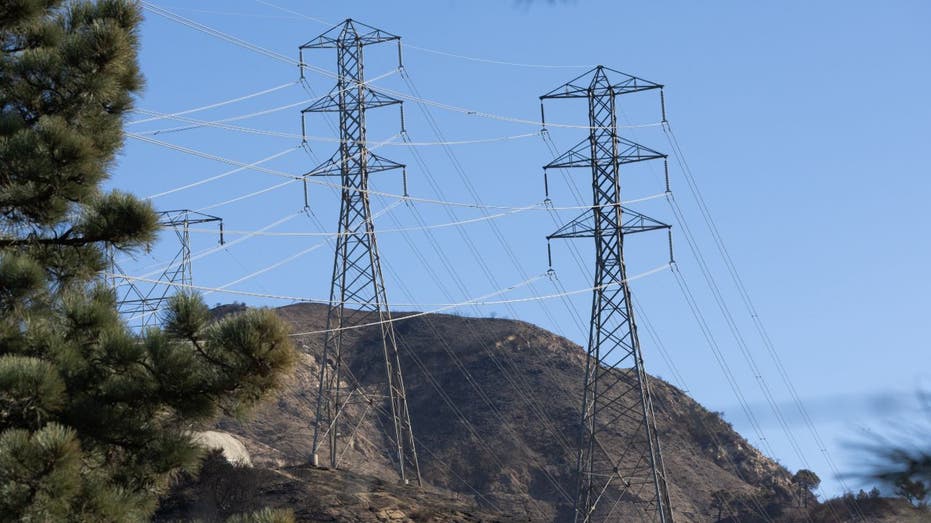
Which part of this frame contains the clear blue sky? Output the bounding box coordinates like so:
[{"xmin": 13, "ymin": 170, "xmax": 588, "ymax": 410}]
[{"xmin": 112, "ymin": 0, "xmax": 931, "ymax": 499}]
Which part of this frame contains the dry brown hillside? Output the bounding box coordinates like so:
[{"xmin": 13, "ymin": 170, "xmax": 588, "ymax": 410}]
[{"xmin": 200, "ymin": 303, "xmax": 852, "ymax": 522}]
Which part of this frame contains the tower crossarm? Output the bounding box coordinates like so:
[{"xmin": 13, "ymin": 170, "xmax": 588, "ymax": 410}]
[
  {"xmin": 544, "ymin": 136, "xmax": 666, "ymax": 170},
  {"xmin": 540, "ymin": 65, "xmax": 663, "ymax": 100},
  {"xmin": 547, "ymin": 207, "xmax": 670, "ymax": 240},
  {"xmin": 156, "ymin": 209, "xmax": 223, "ymax": 228},
  {"xmin": 302, "ymin": 85, "xmax": 402, "ymax": 113},
  {"xmin": 304, "ymin": 150, "xmax": 405, "ymax": 178},
  {"xmin": 300, "ymin": 19, "xmax": 399, "ymax": 49}
]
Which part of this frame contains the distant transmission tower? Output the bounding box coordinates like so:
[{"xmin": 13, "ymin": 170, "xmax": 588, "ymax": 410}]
[
  {"xmin": 542, "ymin": 66, "xmax": 674, "ymax": 522},
  {"xmin": 113, "ymin": 209, "xmax": 223, "ymax": 331},
  {"xmin": 299, "ymin": 19, "xmax": 420, "ymax": 486}
]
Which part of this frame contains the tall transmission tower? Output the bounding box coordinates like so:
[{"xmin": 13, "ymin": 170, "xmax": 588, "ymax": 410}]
[
  {"xmin": 542, "ymin": 66, "xmax": 674, "ymax": 522},
  {"xmin": 299, "ymin": 19, "xmax": 420, "ymax": 486},
  {"xmin": 112, "ymin": 209, "xmax": 223, "ymax": 331}
]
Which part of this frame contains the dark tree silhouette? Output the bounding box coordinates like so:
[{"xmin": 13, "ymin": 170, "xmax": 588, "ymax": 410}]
[{"xmin": 792, "ymin": 469, "xmax": 821, "ymax": 507}]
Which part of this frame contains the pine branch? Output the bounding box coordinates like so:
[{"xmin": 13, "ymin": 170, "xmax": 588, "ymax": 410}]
[{"xmin": 0, "ymin": 232, "xmax": 106, "ymax": 248}]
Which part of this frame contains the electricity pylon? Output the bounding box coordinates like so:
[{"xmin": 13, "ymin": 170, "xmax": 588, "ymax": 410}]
[
  {"xmin": 299, "ymin": 19, "xmax": 421, "ymax": 486},
  {"xmin": 112, "ymin": 209, "xmax": 223, "ymax": 331},
  {"xmin": 542, "ymin": 66, "xmax": 674, "ymax": 522}
]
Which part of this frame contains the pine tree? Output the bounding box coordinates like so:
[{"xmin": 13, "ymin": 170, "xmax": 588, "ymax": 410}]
[
  {"xmin": 894, "ymin": 476, "xmax": 928, "ymax": 508},
  {"xmin": 0, "ymin": 2, "xmax": 296, "ymax": 520},
  {"xmin": 792, "ymin": 469, "xmax": 820, "ymax": 507},
  {"xmin": 857, "ymin": 391, "xmax": 931, "ymax": 511}
]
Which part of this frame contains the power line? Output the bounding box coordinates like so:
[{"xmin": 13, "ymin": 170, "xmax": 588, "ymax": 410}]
[
  {"xmin": 183, "ymin": 205, "xmax": 535, "ymax": 235},
  {"xmin": 669, "ymin": 264, "xmax": 775, "ymax": 454},
  {"xmin": 134, "ymin": 106, "xmax": 543, "ymax": 146},
  {"xmin": 668, "ymin": 194, "xmax": 807, "ymax": 454},
  {"xmin": 135, "ymin": 97, "xmax": 319, "ymax": 134},
  {"xmin": 359, "ymin": 131, "xmax": 587, "ymax": 504},
  {"xmin": 109, "ymin": 264, "xmax": 668, "ymax": 320},
  {"xmin": 634, "ymin": 300, "xmax": 775, "ymax": 521},
  {"xmin": 132, "ymin": 212, "xmax": 302, "ymax": 281},
  {"xmin": 366, "ymin": 203, "xmax": 579, "ymax": 500},
  {"xmin": 127, "ymin": 133, "xmax": 299, "ymax": 179},
  {"xmin": 662, "ymin": 122, "xmax": 865, "ymax": 520},
  {"xmin": 153, "ymin": 5, "xmax": 304, "ymax": 20},
  {"xmin": 255, "ymin": 0, "xmax": 591, "ymax": 70},
  {"xmin": 391, "ymin": 68, "xmax": 676, "ymax": 514},
  {"xmin": 131, "ymin": 130, "xmax": 668, "ymax": 212},
  {"xmin": 132, "ymin": 69, "xmax": 399, "ymax": 136},
  {"xmin": 140, "ymin": 1, "xmax": 299, "ymax": 66},
  {"xmin": 145, "ymin": 146, "xmax": 300, "ymax": 200},
  {"xmin": 670, "ymin": 266, "xmax": 826, "ymax": 523},
  {"xmin": 144, "ymin": 1, "xmax": 660, "ymax": 137},
  {"xmin": 644, "ymin": 123, "xmax": 823, "ymax": 519},
  {"xmin": 299, "ymin": 125, "xmax": 572, "ymax": 503},
  {"xmin": 358, "ymin": 75, "xmax": 665, "ymax": 131},
  {"xmin": 399, "ymin": 69, "xmax": 635, "ymax": 489},
  {"xmin": 289, "ymin": 329, "xmax": 513, "ymax": 512},
  {"xmin": 402, "ymin": 43, "xmax": 591, "ymax": 70},
  {"xmin": 254, "ymin": 0, "xmax": 331, "ymax": 25},
  {"xmin": 207, "ymin": 202, "xmax": 403, "ymax": 298},
  {"xmin": 191, "ymin": 134, "xmax": 404, "ymax": 214},
  {"xmin": 379, "ymin": 259, "xmax": 576, "ymax": 503},
  {"xmin": 540, "ymin": 122, "xmax": 777, "ymax": 521},
  {"xmin": 127, "ymin": 81, "xmax": 299, "ymax": 125},
  {"xmin": 609, "ymin": 94, "xmax": 828, "ymax": 520},
  {"xmin": 196, "ymin": 179, "xmax": 298, "ymax": 212},
  {"xmin": 394, "ymin": 70, "xmax": 607, "ymax": 455}
]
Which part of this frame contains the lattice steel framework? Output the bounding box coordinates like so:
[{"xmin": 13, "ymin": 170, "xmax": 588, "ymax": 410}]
[
  {"xmin": 542, "ymin": 66, "xmax": 674, "ymax": 522},
  {"xmin": 300, "ymin": 19, "xmax": 420, "ymax": 485},
  {"xmin": 112, "ymin": 209, "xmax": 223, "ymax": 331}
]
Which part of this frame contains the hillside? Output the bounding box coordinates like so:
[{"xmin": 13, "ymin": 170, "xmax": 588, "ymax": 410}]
[
  {"xmin": 156, "ymin": 449, "xmax": 517, "ymax": 522},
  {"xmin": 200, "ymin": 303, "xmax": 831, "ymax": 522}
]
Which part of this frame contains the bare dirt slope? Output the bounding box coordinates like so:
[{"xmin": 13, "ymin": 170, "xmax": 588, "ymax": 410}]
[{"xmin": 156, "ymin": 450, "xmax": 519, "ymax": 522}]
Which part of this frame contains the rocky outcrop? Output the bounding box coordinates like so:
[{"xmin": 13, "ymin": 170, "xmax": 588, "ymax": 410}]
[{"xmin": 192, "ymin": 430, "xmax": 253, "ymax": 467}]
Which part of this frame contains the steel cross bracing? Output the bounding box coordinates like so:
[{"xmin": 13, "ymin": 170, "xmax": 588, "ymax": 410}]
[
  {"xmin": 542, "ymin": 66, "xmax": 674, "ymax": 523},
  {"xmin": 300, "ymin": 19, "xmax": 421, "ymax": 486},
  {"xmin": 112, "ymin": 209, "xmax": 223, "ymax": 331}
]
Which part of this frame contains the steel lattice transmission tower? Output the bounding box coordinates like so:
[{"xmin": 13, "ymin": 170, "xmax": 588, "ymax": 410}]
[
  {"xmin": 542, "ymin": 66, "xmax": 674, "ymax": 522},
  {"xmin": 299, "ymin": 19, "xmax": 421, "ymax": 486},
  {"xmin": 112, "ymin": 209, "xmax": 223, "ymax": 331}
]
